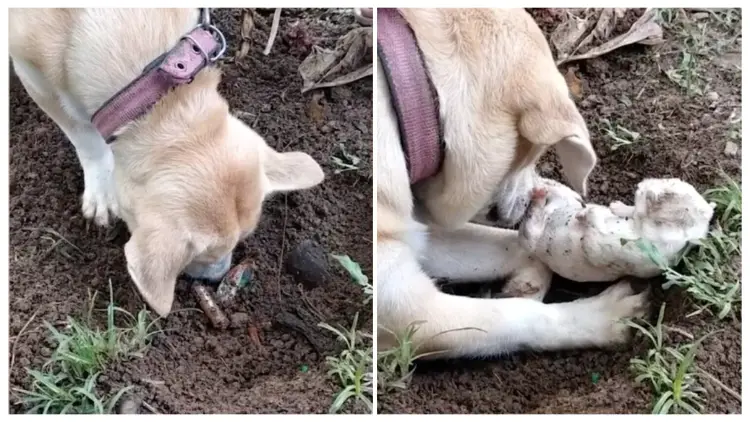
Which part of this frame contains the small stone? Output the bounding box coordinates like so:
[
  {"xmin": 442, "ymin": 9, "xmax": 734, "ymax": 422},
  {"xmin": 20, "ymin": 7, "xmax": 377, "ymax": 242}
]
[
  {"xmin": 320, "ymin": 124, "xmax": 333, "ymax": 134},
  {"xmin": 285, "ymin": 240, "xmax": 330, "ymax": 289},
  {"xmin": 706, "ymin": 91, "xmax": 719, "ymax": 102},
  {"xmin": 724, "ymin": 141, "xmax": 739, "ymax": 157},
  {"xmin": 230, "ymin": 312, "xmax": 251, "ymax": 328},
  {"xmin": 118, "ymin": 396, "xmax": 141, "ymax": 414},
  {"xmin": 261, "ymin": 103, "xmax": 272, "ymax": 113}
]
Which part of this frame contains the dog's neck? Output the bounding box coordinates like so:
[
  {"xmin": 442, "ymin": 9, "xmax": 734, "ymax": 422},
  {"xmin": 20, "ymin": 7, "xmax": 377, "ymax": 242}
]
[
  {"xmin": 111, "ymin": 69, "xmax": 228, "ymax": 160},
  {"xmin": 377, "ymin": 8, "xmax": 444, "ymax": 185}
]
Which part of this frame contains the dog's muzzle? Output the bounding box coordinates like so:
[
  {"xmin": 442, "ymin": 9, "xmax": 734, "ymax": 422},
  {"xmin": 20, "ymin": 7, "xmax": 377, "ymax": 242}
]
[{"xmin": 183, "ymin": 253, "xmax": 232, "ymax": 282}]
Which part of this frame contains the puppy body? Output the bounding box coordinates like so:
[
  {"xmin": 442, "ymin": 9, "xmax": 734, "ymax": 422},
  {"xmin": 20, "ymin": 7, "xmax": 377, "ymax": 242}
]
[
  {"xmin": 377, "ymin": 9, "xmax": 647, "ymax": 358},
  {"xmin": 519, "ymin": 178, "xmax": 715, "ymax": 282},
  {"xmin": 9, "ymin": 9, "xmax": 325, "ymax": 316}
]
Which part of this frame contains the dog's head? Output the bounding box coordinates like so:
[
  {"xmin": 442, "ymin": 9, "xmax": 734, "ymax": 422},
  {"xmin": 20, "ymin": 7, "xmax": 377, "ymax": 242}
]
[
  {"xmin": 114, "ymin": 70, "xmax": 324, "ymax": 317},
  {"xmin": 402, "ymin": 9, "xmax": 596, "ymax": 229}
]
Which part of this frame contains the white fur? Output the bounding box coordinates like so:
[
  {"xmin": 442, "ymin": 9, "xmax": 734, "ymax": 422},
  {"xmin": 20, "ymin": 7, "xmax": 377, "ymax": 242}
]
[{"xmin": 519, "ymin": 177, "xmax": 716, "ymax": 281}]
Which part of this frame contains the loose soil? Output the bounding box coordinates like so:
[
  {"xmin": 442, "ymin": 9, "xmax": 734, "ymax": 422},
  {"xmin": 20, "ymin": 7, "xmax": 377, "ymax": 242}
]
[
  {"xmin": 8, "ymin": 8, "xmax": 372, "ymax": 414},
  {"xmin": 378, "ymin": 9, "xmax": 741, "ymax": 414}
]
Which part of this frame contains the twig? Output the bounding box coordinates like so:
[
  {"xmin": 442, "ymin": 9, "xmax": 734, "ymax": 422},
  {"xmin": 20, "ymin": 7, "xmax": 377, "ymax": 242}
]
[
  {"xmin": 9, "ymin": 309, "xmax": 40, "ymax": 373},
  {"xmin": 275, "ymin": 195, "xmax": 289, "ymax": 302},
  {"xmin": 263, "ymin": 8, "xmax": 282, "ymax": 56},
  {"xmin": 697, "ymin": 367, "xmax": 742, "ymax": 402},
  {"xmin": 141, "ymin": 401, "xmax": 162, "ymax": 414}
]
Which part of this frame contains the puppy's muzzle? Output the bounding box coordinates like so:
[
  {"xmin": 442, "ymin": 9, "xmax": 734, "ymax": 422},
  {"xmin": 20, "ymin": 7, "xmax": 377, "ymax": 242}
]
[{"xmin": 183, "ymin": 253, "xmax": 232, "ymax": 282}]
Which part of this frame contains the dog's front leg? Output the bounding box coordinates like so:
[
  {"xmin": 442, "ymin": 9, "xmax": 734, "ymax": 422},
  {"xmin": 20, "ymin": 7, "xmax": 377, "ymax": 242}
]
[
  {"xmin": 421, "ymin": 223, "xmax": 552, "ymax": 301},
  {"xmin": 12, "ymin": 58, "xmax": 118, "ymax": 226},
  {"xmin": 378, "ymin": 236, "xmax": 648, "ymax": 358}
]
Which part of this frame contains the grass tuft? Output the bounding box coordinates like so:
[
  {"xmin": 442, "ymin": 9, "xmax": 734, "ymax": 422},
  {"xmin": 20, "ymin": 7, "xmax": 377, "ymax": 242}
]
[
  {"xmin": 319, "ymin": 313, "xmax": 373, "ymax": 413},
  {"xmin": 625, "ymin": 303, "xmax": 717, "ymax": 414},
  {"xmin": 14, "ymin": 281, "xmax": 159, "ymax": 414}
]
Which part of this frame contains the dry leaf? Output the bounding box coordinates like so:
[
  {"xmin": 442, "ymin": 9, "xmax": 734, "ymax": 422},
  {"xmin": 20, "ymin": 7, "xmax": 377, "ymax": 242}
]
[
  {"xmin": 306, "ymin": 91, "xmax": 325, "ymax": 123},
  {"xmin": 299, "ymin": 27, "xmax": 373, "ymax": 93},
  {"xmin": 564, "ymin": 68, "xmax": 583, "ymax": 100},
  {"xmin": 553, "ymin": 8, "xmax": 664, "ymax": 66},
  {"xmin": 235, "ymin": 9, "xmax": 255, "ymax": 61}
]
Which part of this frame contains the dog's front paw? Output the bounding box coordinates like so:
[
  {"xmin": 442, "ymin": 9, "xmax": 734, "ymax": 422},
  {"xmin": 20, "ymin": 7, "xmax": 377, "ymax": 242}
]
[
  {"xmin": 588, "ymin": 281, "xmax": 649, "ymax": 345},
  {"xmin": 564, "ymin": 281, "xmax": 649, "ymax": 347},
  {"xmin": 81, "ymin": 153, "xmax": 119, "ymax": 226}
]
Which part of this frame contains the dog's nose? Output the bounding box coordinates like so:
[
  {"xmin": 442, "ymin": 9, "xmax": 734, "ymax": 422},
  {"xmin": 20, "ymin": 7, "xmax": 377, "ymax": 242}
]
[
  {"xmin": 183, "ymin": 254, "xmax": 232, "ymax": 282},
  {"xmin": 486, "ymin": 205, "xmax": 500, "ymax": 222}
]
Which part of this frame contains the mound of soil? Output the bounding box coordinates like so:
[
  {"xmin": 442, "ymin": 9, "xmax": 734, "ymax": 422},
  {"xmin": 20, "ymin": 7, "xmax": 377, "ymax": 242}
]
[
  {"xmin": 379, "ymin": 9, "xmax": 741, "ymax": 414},
  {"xmin": 8, "ymin": 8, "xmax": 372, "ymax": 414}
]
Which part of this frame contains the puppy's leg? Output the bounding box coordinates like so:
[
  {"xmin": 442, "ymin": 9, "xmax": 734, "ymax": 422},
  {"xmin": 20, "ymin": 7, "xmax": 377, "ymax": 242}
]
[
  {"xmin": 13, "ymin": 59, "xmax": 118, "ymax": 226},
  {"xmin": 610, "ymin": 201, "xmax": 635, "ymax": 218},
  {"xmin": 421, "ymin": 223, "xmax": 551, "ymax": 301},
  {"xmin": 378, "ymin": 236, "xmax": 648, "ymax": 358}
]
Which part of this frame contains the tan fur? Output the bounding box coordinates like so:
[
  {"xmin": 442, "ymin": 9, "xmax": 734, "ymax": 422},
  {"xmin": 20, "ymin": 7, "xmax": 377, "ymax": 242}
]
[
  {"xmin": 377, "ymin": 9, "xmax": 647, "ymax": 358},
  {"xmin": 9, "ymin": 8, "xmax": 325, "ymax": 316}
]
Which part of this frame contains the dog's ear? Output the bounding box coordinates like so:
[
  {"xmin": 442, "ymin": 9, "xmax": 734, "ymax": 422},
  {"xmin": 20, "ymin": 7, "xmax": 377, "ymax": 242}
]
[
  {"xmin": 124, "ymin": 224, "xmax": 193, "ymax": 317},
  {"xmin": 264, "ymin": 150, "xmax": 325, "ymax": 193},
  {"xmin": 555, "ymin": 134, "xmax": 596, "ymax": 197}
]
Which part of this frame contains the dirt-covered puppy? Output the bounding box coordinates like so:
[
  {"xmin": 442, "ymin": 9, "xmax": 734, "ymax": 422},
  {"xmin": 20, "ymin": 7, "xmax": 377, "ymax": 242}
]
[{"xmin": 518, "ymin": 177, "xmax": 716, "ymax": 282}]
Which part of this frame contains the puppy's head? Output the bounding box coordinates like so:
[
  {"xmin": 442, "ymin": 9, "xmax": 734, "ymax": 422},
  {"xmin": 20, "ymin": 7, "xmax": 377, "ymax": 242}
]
[
  {"xmin": 634, "ymin": 178, "xmax": 716, "ymax": 234},
  {"xmin": 117, "ymin": 82, "xmax": 324, "ymax": 317}
]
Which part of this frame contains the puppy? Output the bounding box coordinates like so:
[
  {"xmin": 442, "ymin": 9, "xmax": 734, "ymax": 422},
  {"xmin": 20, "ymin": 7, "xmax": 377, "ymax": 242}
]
[
  {"xmin": 9, "ymin": 8, "xmax": 324, "ymax": 316},
  {"xmin": 519, "ymin": 178, "xmax": 715, "ymax": 282},
  {"xmin": 377, "ymin": 9, "xmax": 647, "ymax": 359}
]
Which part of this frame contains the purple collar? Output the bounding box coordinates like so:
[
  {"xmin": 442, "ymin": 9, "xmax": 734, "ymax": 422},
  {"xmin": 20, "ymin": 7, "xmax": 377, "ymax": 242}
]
[
  {"xmin": 377, "ymin": 8, "xmax": 444, "ymax": 185},
  {"xmin": 92, "ymin": 17, "xmax": 226, "ymax": 142}
]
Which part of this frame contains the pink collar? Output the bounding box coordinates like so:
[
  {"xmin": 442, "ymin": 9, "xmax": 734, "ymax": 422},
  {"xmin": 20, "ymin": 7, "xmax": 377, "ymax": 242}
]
[
  {"xmin": 92, "ymin": 23, "xmax": 226, "ymax": 142},
  {"xmin": 377, "ymin": 8, "xmax": 443, "ymax": 185}
]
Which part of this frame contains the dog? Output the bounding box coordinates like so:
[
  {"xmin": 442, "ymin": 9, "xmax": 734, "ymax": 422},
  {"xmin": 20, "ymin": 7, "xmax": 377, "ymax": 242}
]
[
  {"xmin": 376, "ymin": 9, "xmax": 649, "ymax": 358},
  {"xmin": 519, "ymin": 177, "xmax": 715, "ymax": 282},
  {"xmin": 9, "ymin": 8, "xmax": 324, "ymax": 316}
]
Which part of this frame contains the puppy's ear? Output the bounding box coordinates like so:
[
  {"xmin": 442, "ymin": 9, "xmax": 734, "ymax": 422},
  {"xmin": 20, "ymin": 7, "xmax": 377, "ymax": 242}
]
[
  {"xmin": 555, "ymin": 135, "xmax": 596, "ymax": 197},
  {"xmin": 124, "ymin": 224, "xmax": 193, "ymax": 317},
  {"xmin": 264, "ymin": 150, "xmax": 324, "ymax": 193}
]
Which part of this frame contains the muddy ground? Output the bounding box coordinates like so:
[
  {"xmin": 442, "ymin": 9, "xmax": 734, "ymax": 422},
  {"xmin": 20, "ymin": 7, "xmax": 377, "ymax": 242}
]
[
  {"xmin": 8, "ymin": 9, "xmax": 372, "ymax": 414},
  {"xmin": 378, "ymin": 9, "xmax": 741, "ymax": 414}
]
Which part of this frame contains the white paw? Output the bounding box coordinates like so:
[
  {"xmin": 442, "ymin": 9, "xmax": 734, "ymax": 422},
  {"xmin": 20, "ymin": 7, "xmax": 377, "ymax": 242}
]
[
  {"xmin": 573, "ymin": 281, "xmax": 649, "ymax": 346},
  {"xmin": 80, "ymin": 153, "xmax": 119, "ymax": 226}
]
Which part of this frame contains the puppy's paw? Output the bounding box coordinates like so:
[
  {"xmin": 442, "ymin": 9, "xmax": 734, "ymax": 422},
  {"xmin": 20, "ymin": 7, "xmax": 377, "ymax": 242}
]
[{"xmin": 81, "ymin": 153, "xmax": 119, "ymax": 226}]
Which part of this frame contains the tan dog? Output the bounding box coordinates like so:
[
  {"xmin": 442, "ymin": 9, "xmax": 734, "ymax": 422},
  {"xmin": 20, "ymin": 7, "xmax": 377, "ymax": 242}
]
[
  {"xmin": 377, "ymin": 9, "xmax": 648, "ymax": 357},
  {"xmin": 9, "ymin": 8, "xmax": 324, "ymax": 316}
]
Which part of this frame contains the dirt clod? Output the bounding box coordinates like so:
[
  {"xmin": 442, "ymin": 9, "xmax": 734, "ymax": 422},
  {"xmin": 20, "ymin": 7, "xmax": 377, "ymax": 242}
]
[
  {"xmin": 724, "ymin": 141, "xmax": 739, "ymax": 157},
  {"xmin": 230, "ymin": 312, "xmax": 251, "ymax": 328},
  {"xmin": 285, "ymin": 239, "xmax": 330, "ymax": 289}
]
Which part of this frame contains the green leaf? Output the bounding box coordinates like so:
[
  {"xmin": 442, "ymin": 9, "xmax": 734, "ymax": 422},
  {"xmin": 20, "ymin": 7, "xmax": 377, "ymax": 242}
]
[{"xmin": 331, "ymin": 254, "xmax": 369, "ymax": 285}]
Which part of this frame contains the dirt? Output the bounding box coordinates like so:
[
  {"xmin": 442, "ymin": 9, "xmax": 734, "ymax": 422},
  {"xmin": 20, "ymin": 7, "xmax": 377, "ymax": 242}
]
[
  {"xmin": 8, "ymin": 8, "xmax": 372, "ymax": 414},
  {"xmin": 379, "ymin": 9, "xmax": 741, "ymax": 414}
]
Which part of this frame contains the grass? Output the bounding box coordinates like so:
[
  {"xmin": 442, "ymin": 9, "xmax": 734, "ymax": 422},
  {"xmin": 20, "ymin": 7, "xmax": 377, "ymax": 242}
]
[
  {"xmin": 331, "ymin": 143, "xmax": 361, "ymax": 174},
  {"xmin": 656, "ymin": 8, "xmax": 741, "ymax": 96},
  {"xmin": 320, "ymin": 255, "xmax": 373, "ymax": 413},
  {"xmin": 599, "ymin": 118, "xmax": 642, "ymax": 150},
  {"xmin": 319, "ymin": 313, "xmax": 373, "ymax": 413},
  {"xmin": 13, "ymin": 282, "xmax": 159, "ymax": 414},
  {"xmin": 625, "ymin": 303, "xmax": 715, "ymax": 414}
]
